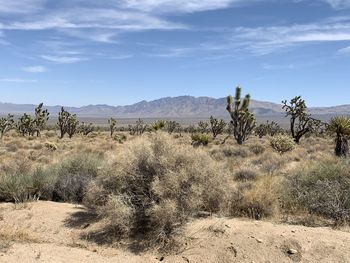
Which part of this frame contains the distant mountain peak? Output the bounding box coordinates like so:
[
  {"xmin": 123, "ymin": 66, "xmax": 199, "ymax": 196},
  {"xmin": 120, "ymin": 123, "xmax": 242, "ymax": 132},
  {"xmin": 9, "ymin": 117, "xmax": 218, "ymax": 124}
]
[{"xmin": 0, "ymin": 96, "xmax": 349, "ymax": 118}]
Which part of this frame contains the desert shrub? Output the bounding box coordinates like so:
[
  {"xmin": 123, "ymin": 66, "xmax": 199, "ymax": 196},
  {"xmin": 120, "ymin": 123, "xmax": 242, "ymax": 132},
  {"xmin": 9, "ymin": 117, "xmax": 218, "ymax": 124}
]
[
  {"xmin": 0, "ymin": 166, "xmax": 56, "ymax": 202},
  {"xmin": 253, "ymin": 152, "xmax": 288, "ymax": 174},
  {"xmin": 113, "ymin": 133, "xmax": 127, "ymax": 144},
  {"xmin": 44, "ymin": 142, "xmax": 57, "ymax": 151},
  {"xmin": 86, "ymin": 134, "xmax": 230, "ymax": 247},
  {"xmin": 283, "ymin": 160, "xmax": 350, "ymax": 224},
  {"xmin": 223, "ymin": 146, "xmax": 250, "ymax": 158},
  {"xmin": 270, "ymin": 134, "xmax": 295, "ymax": 154},
  {"xmin": 191, "ymin": 133, "xmax": 211, "ymax": 146},
  {"xmin": 231, "ymin": 177, "xmax": 279, "ymax": 220},
  {"xmin": 45, "ymin": 131, "xmax": 56, "ymax": 138},
  {"xmin": 234, "ymin": 169, "xmax": 258, "ymax": 181},
  {"xmin": 249, "ymin": 144, "xmax": 266, "ymax": 155},
  {"xmin": 53, "ymin": 153, "xmax": 104, "ymax": 203}
]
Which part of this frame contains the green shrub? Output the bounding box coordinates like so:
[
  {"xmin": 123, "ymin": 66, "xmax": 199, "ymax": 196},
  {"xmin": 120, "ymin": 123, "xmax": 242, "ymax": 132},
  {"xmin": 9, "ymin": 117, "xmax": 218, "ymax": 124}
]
[
  {"xmin": 270, "ymin": 134, "xmax": 295, "ymax": 154},
  {"xmin": 53, "ymin": 153, "xmax": 103, "ymax": 203},
  {"xmin": 0, "ymin": 166, "xmax": 56, "ymax": 203},
  {"xmin": 191, "ymin": 133, "xmax": 211, "ymax": 146},
  {"xmin": 284, "ymin": 160, "xmax": 350, "ymax": 224},
  {"xmin": 113, "ymin": 133, "xmax": 127, "ymax": 144},
  {"xmin": 44, "ymin": 142, "xmax": 57, "ymax": 151}
]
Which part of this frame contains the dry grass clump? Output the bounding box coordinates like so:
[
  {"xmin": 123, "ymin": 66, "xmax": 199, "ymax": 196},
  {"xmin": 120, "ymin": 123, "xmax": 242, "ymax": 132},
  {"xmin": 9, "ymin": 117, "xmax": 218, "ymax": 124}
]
[
  {"xmin": 230, "ymin": 177, "xmax": 280, "ymax": 220},
  {"xmin": 84, "ymin": 134, "xmax": 231, "ymax": 248},
  {"xmin": 234, "ymin": 169, "xmax": 259, "ymax": 181},
  {"xmin": 283, "ymin": 158, "xmax": 350, "ymax": 225},
  {"xmin": 249, "ymin": 144, "xmax": 266, "ymax": 155},
  {"xmin": 252, "ymin": 151, "xmax": 289, "ymax": 175}
]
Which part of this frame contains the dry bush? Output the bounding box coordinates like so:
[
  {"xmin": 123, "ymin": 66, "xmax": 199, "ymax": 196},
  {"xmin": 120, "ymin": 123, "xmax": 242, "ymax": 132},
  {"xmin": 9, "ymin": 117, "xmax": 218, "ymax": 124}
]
[
  {"xmin": 85, "ymin": 134, "xmax": 231, "ymax": 248},
  {"xmin": 230, "ymin": 177, "xmax": 279, "ymax": 220},
  {"xmin": 53, "ymin": 153, "xmax": 104, "ymax": 203},
  {"xmin": 270, "ymin": 134, "xmax": 295, "ymax": 154},
  {"xmin": 249, "ymin": 144, "xmax": 266, "ymax": 155},
  {"xmin": 283, "ymin": 159, "xmax": 350, "ymax": 225},
  {"xmin": 234, "ymin": 169, "xmax": 258, "ymax": 182},
  {"xmin": 252, "ymin": 151, "xmax": 288, "ymax": 175}
]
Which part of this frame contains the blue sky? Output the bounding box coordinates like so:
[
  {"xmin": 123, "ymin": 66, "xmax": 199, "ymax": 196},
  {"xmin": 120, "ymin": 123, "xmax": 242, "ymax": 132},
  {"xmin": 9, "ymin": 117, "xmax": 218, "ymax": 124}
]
[{"xmin": 0, "ymin": 0, "xmax": 350, "ymax": 107}]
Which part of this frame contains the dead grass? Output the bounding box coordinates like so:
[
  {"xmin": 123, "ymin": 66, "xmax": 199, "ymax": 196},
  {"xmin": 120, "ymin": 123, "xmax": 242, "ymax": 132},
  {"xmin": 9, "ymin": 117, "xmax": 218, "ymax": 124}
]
[{"xmin": 0, "ymin": 129, "xmax": 346, "ymax": 249}]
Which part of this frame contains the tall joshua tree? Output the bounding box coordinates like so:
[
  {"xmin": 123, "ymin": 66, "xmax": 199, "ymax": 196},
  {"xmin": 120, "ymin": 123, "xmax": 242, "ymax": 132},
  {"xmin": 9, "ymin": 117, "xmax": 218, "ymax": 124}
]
[
  {"xmin": 58, "ymin": 107, "xmax": 79, "ymax": 139},
  {"xmin": 33, "ymin": 103, "xmax": 49, "ymax": 137},
  {"xmin": 108, "ymin": 118, "xmax": 117, "ymax": 137},
  {"xmin": 0, "ymin": 114, "xmax": 14, "ymax": 139},
  {"xmin": 327, "ymin": 116, "xmax": 350, "ymax": 157},
  {"xmin": 226, "ymin": 86, "xmax": 256, "ymax": 145},
  {"xmin": 209, "ymin": 116, "xmax": 226, "ymax": 139},
  {"xmin": 282, "ymin": 96, "xmax": 321, "ymax": 144}
]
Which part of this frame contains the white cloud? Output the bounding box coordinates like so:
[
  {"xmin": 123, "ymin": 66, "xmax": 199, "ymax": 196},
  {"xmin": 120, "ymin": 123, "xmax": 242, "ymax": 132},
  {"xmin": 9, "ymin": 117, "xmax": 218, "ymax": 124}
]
[
  {"xmin": 337, "ymin": 45, "xmax": 350, "ymax": 53},
  {"xmin": 0, "ymin": 0, "xmax": 46, "ymax": 14},
  {"xmin": 0, "ymin": 8, "xmax": 185, "ymax": 31},
  {"xmin": 41, "ymin": 55, "xmax": 87, "ymax": 64},
  {"xmin": 22, "ymin": 65, "xmax": 48, "ymax": 73},
  {"xmin": 0, "ymin": 78, "xmax": 37, "ymax": 83},
  {"xmin": 231, "ymin": 19, "xmax": 350, "ymax": 54},
  {"xmin": 118, "ymin": 0, "xmax": 244, "ymax": 13}
]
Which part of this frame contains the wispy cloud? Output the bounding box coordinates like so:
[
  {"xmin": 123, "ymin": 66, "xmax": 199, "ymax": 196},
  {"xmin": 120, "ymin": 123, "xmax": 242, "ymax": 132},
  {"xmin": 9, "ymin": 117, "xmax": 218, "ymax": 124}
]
[
  {"xmin": 337, "ymin": 45, "xmax": 350, "ymax": 53},
  {"xmin": 0, "ymin": 78, "xmax": 38, "ymax": 83},
  {"xmin": 22, "ymin": 65, "xmax": 48, "ymax": 73},
  {"xmin": 41, "ymin": 55, "xmax": 87, "ymax": 64},
  {"xmin": 262, "ymin": 63, "xmax": 295, "ymax": 70},
  {"xmin": 322, "ymin": 0, "xmax": 350, "ymax": 9},
  {"xmin": 231, "ymin": 18, "xmax": 350, "ymax": 54},
  {"xmin": 0, "ymin": 0, "xmax": 45, "ymax": 14},
  {"xmin": 118, "ymin": 0, "xmax": 245, "ymax": 13}
]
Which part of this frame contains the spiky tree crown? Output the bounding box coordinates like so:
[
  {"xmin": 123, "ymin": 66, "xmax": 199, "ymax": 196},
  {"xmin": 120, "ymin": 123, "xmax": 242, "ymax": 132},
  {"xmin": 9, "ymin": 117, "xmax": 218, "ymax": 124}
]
[{"xmin": 328, "ymin": 116, "xmax": 350, "ymax": 136}]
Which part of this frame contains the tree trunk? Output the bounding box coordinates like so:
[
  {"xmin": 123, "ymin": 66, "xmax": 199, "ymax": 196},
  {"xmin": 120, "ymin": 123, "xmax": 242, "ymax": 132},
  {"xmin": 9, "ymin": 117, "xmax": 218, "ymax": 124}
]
[{"xmin": 335, "ymin": 134, "xmax": 349, "ymax": 157}]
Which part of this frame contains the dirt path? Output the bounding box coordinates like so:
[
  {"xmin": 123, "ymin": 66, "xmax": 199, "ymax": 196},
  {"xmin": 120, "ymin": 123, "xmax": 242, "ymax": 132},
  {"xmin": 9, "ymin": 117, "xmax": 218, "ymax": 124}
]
[{"xmin": 0, "ymin": 201, "xmax": 349, "ymax": 263}]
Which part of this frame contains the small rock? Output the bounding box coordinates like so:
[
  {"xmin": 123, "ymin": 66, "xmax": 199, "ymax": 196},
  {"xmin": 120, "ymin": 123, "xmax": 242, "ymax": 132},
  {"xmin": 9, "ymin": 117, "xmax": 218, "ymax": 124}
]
[
  {"xmin": 256, "ymin": 238, "xmax": 263, "ymax": 244},
  {"xmin": 288, "ymin": 249, "xmax": 298, "ymax": 255}
]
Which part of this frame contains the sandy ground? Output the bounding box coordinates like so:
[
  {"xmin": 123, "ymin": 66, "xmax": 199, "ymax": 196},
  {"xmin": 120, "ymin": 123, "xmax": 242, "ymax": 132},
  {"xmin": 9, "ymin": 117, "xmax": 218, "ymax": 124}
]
[{"xmin": 0, "ymin": 201, "xmax": 349, "ymax": 263}]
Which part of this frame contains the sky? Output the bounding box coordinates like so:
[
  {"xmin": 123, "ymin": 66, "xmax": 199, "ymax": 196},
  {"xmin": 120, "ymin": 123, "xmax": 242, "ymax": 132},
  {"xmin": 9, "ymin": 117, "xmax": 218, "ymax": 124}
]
[{"xmin": 0, "ymin": 0, "xmax": 350, "ymax": 107}]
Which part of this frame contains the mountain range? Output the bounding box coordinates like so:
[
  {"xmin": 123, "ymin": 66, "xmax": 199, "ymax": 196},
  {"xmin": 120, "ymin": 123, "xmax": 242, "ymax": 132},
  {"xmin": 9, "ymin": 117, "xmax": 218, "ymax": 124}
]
[{"xmin": 0, "ymin": 96, "xmax": 349, "ymax": 119}]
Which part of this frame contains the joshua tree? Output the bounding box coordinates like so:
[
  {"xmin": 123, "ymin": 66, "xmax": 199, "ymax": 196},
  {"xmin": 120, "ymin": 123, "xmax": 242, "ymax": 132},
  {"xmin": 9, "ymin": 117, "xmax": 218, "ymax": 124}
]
[
  {"xmin": 0, "ymin": 114, "xmax": 14, "ymax": 139},
  {"xmin": 79, "ymin": 122, "xmax": 94, "ymax": 136},
  {"xmin": 255, "ymin": 120, "xmax": 283, "ymax": 138},
  {"xmin": 327, "ymin": 116, "xmax": 350, "ymax": 157},
  {"xmin": 209, "ymin": 116, "xmax": 226, "ymax": 139},
  {"xmin": 198, "ymin": 121, "xmax": 209, "ymax": 133},
  {"xmin": 282, "ymin": 96, "xmax": 321, "ymax": 144},
  {"xmin": 66, "ymin": 115, "xmax": 79, "ymax": 138},
  {"xmin": 58, "ymin": 107, "xmax": 79, "ymax": 138},
  {"xmin": 33, "ymin": 103, "xmax": 49, "ymax": 137},
  {"xmin": 165, "ymin": 120, "xmax": 181, "ymax": 134},
  {"xmin": 129, "ymin": 118, "xmax": 147, "ymax": 135},
  {"xmin": 17, "ymin": 113, "xmax": 35, "ymax": 136},
  {"xmin": 108, "ymin": 118, "xmax": 117, "ymax": 137},
  {"xmin": 226, "ymin": 86, "xmax": 256, "ymax": 145}
]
